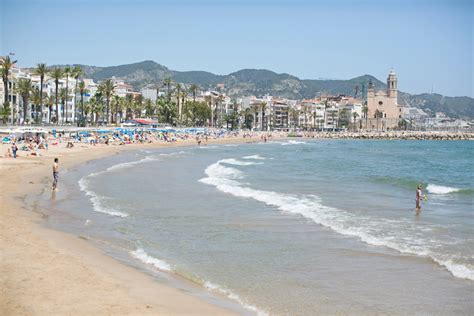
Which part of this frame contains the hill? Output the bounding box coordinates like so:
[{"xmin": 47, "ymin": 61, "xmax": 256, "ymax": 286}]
[{"xmin": 55, "ymin": 60, "xmax": 473, "ymax": 119}]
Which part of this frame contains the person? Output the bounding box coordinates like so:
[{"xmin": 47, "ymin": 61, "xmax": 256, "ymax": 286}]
[
  {"xmin": 52, "ymin": 158, "xmax": 59, "ymax": 190},
  {"xmin": 415, "ymin": 184, "xmax": 425, "ymax": 213},
  {"xmin": 11, "ymin": 143, "xmax": 18, "ymax": 158}
]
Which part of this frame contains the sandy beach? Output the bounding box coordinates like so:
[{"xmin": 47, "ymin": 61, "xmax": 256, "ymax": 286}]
[{"xmin": 0, "ymin": 136, "xmax": 264, "ymax": 315}]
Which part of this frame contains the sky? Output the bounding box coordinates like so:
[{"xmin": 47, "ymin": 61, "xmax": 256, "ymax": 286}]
[{"xmin": 1, "ymin": 0, "xmax": 473, "ymax": 97}]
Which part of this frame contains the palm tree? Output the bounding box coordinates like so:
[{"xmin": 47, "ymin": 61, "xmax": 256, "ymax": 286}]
[
  {"xmin": 50, "ymin": 67, "xmax": 63, "ymax": 124},
  {"xmin": 180, "ymin": 88, "xmax": 187, "ymax": 121},
  {"xmin": 175, "ymin": 83, "xmax": 182, "ymax": 119},
  {"xmin": 78, "ymin": 80, "xmax": 88, "ymax": 126},
  {"xmin": 1, "ymin": 55, "xmax": 18, "ymax": 123},
  {"xmin": 63, "ymin": 66, "xmax": 71, "ymax": 123},
  {"xmin": 260, "ymin": 102, "xmax": 267, "ymax": 131},
  {"xmin": 215, "ymin": 95, "xmax": 225, "ymax": 127},
  {"xmin": 98, "ymin": 79, "xmax": 115, "ymax": 124},
  {"xmin": 352, "ymin": 112, "xmax": 359, "ymax": 132},
  {"xmin": 45, "ymin": 95, "xmax": 55, "ymax": 123},
  {"xmin": 163, "ymin": 78, "xmax": 173, "ymax": 101},
  {"xmin": 125, "ymin": 94, "xmax": 134, "ymax": 120},
  {"xmin": 31, "ymin": 87, "xmax": 42, "ymax": 123},
  {"xmin": 111, "ymin": 95, "xmax": 120, "ymax": 123},
  {"xmin": 144, "ymin": 99, "xmax": 154, "ymax": 117},
  {"xmin": 204, "ymin": 95, "xmax": 212, "ymax": 126},
  {"xmin": 362, "ymin": 103, "xmax": 368, "ymax": 130},
  {"xmin": 251, "ymin": 104, "xmax": 259, "ymax": 130},
  {"xmin": 89, "ymin": 96, "xmax": 102, "ymax": 125},
  {"xmin": 289, "ymin": 108, "xmax": 299, "ymax": 130},
  {"xmin": 59, "ymin": 87, "xmax": 69, "ymax": 124},
  {"xmin": 16, "ymin": 78, "xmax": 33, "ymax": 123},
  {"xmin": 190, "ymin": 84, "xmax": 199, "ymax": 103},
  {"xmin": 34, "ymin": 63, "xmax": 48, "ymax": 122},
  {"xmin": 71, "ymin": 65, "xmax": 83, "ymax": 123},
  {"xmin": 134, "ymin": 94, "xmax": 144, "ymax": 118}
]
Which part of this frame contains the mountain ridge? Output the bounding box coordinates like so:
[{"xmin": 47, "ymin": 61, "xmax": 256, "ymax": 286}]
[{"xmin": 51, "ymin": 60, "xmax": 473, "ymax": 119}]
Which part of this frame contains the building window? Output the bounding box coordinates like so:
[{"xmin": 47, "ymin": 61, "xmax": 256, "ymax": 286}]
[{"xmin": 378, "ymin": 101, "xmax": 383, "ymax": 105}]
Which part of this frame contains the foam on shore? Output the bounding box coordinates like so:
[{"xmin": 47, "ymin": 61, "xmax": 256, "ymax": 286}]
[
  {"xmin": 204, "ymin": 281, "xmax": 269, "ymax": 316},
  {"xmin": 78, "ymin": 177, "xmax": 129, "ymax": 218},
  {"xmin": 130, "ymin": 247, "xmax": 268, "ymax": 314},
  {"xmin": 130, "ymin": 248, "xmax": 172, "ymax": 272}
]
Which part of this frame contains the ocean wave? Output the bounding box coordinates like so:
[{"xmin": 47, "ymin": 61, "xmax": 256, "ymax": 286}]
[
  {"xmin": 130, "ymin": 248, "xmax": 172, "ymax": 271},
  {"xmin": 220, "ymin": 158, "xmax": 261, "ymax": 166},
  {"xmin": 106, "ymin": 155, "xmax": 159, "ymax": 172},
  {"xmin": 372, "ymin": 177, "xmax": 472, "ymax": 195},
  {"xmin": 371, "ymin": 176, "xmax": 420, "ymax": 190},
  {"xmin": 426, "ymin": 184, "xmax": 461, "ymax": 194},
  {"xmin": 200, "ymin": 159, "xmax": 474, "ymax": 281},
  {"xmin": 159, "ymin": 151, "xmax": 187, "ymax": 157},
  {"xmin": 281, "ymin": 140, "xmax": 307, "ymax": 146},
  {"xmin": 204, "ymin": 282, "xmax": 269, "ymax": 316},
  {"xmin": 78, "ymin": 177, "xmax": 129, "ymax": 217},
  {"xmin": 243, "ymin": 155, "xmax": 266, "ymax": 160}
]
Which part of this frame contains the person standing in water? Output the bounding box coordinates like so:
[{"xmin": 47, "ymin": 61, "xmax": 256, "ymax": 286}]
[
  {"xmin": 52, "ymin": 158, "xmax": 59, "ymax": 190},
  {"xmin": 415, "ymin": 184, "xmax": 425, "ymax": 213}
]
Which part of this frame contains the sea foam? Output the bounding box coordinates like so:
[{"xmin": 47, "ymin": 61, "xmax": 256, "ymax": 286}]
[
  {"xmin": 129, "ymin": 248, "xmax": 268, "ymax": 314},
  {"xmin": 281, "ymin": 140, "xmax": 306, "ymax": 146},
  {"xmin": 426, "ymin": 184, "xmax": 461, "ymax": 194},
  {"xmin": 204, "ymin": 281, "xmax": 269, "ymax": 316},
  {"xmin": 78, "ymin": 177, "xmax": 129, "ymax": 217},
  {"xmin": 199, "ymin": 159, "xmax": 474, "ymax": 281},
  {"xmin": 130, "ymin": 248, "xmax": 172, "ymax": 271},
  {"xmin": 78, "ymin": 155, "xmax": 166, "ymax": 217},
  {"xmin": 243, "ymin": 155, "xmax": 266, "ymax": 160},
  {"xmin": 106, "ymin": 155, "xmax": 158, "ymax": 172}
]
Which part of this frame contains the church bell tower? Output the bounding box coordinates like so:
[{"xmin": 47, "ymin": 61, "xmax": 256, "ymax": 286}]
[{"xmin": 387, "ymin": 69, "xmax": 398, "ymax": 99}]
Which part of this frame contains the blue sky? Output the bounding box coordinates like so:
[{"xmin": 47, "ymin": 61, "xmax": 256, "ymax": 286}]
[{"xmin": 1, "ymin": 0, "xmax": 472, "ymax": 97}]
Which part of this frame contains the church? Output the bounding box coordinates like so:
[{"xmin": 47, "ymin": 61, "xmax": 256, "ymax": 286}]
[{"xmin": 366, "ymin": 70, "xmax": 402, "ymax": 128}]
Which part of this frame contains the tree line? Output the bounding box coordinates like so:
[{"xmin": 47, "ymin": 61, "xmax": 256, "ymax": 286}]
[{"xmin": 0, "ymin": 56, "xmax": 241, "ymax": 128}]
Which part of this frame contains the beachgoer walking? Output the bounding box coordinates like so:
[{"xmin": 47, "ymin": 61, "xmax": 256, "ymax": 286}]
[
  {"xmin": 12, "ymin": 143, "xmax": 18, "ymax": 158},
  {"xmin": 52, "ymin": 158, "xmax": 59, "ymax": 190},
  {"xmin": 415, "ymin": 184, "xmax": 425, "ymax": 213}
]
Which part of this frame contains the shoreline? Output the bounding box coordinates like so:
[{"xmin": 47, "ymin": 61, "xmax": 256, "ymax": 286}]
[{"xmin": 0, "ymin": 136, "xmax": 268, "ymax": 315}]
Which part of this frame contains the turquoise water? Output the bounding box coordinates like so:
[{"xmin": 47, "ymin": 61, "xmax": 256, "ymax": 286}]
[{"xmin": 45, "ymin": 140, "xmax": 473, "ymax": 315}]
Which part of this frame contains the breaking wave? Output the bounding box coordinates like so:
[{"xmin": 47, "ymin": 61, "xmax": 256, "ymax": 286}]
[
  {"xmin": 243, "ymin": 155, "xmax": 266, "ymax": 160},
  {"xmin": 426, "ymin": 184, "xmax": 461, "ymax": 195},
  {"xmin": 78, "ymin": 176, "xmax": 129, "ymax": 218},
  {"xmin": 281, "ymin": 140, "xmax": 307, "ymax": 146},
  {"xmin": 106, "ymin": 156, "xmax": 159, "ymax": 172},
  {"xmin": 130, "ymin": 248, "xmax": 172, "ymax": 271},
  {"xmin": 199, "ymin": 159, "xmax": 474, "ymax": 281}
]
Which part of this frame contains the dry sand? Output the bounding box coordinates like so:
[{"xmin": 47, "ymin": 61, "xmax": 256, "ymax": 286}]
[{"xmin": 0, "ymin": 137, "xmax": 263, "ymax": 315}]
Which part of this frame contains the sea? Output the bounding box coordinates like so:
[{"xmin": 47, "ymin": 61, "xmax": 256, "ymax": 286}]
[{"xmin": 38, "ymin": 139, "xmax": 474, "ymax": 315}]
